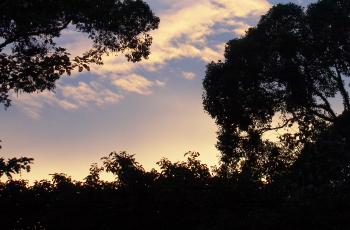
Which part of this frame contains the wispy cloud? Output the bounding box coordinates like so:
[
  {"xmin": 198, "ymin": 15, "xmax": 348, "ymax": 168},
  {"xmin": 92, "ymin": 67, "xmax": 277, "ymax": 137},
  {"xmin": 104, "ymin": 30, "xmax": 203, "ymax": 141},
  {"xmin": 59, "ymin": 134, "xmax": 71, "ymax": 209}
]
[
  {"xmin": 155, "ymin": 80, "xmax": 166, "ymax": 87},
  {"xmin": 57, "ymin": 0, "xmax": 270, "ymax": 76},
  {"xmin": 12, "ymin": 91, "xmax": 77, "ymax": 119},
  {"xmin": 56, "ymin": 100, "xmax": 79, "ymax": 111},
  {"xmin": 13, "ymin": 81, "xmax": 123, "ymax": 118},
  {"xmin": 62, "ymin": 82, "xmax": 123, "ymax": 107},
  {"xmin": 181, "ymin": 71, "xmax": 196, "ymax": 80},
  {"xmin": 13, "ymin": 0, "xmax": 271, "ymax": 118},
  {"xmin": 93, "ymin": 0, "xmax": 271, "ymax": 75},
  {"xmin": 58, "ymin": 0, "xmax": 271, "ymax": 75},
  {"xmin": 112, "ymin": 74, "xmax": 162, "ymax": 95}
]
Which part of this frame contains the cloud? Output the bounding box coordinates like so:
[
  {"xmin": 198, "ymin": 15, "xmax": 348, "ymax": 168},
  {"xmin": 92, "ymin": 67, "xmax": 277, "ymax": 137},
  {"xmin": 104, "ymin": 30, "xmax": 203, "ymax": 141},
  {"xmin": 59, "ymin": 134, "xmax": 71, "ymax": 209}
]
[
  {"xmin": 112, "ymin": 74, "xmax": 156, "ymax": 95},
  {"xmin": 155, "ymin": 80, "xmax": 166, "ymax": 87},
  {"xmin": 62, "ymin": 82, "xmax": 98, "ymax": 106},
  {"xmin": 57, "ymin": 100, "xmax": 79, "ymax": 110},
  {"xmin": 90, "ymin": 0, "xmax": 271, "ymax": 75},
  {"xmin": 181, "ymin": 71, "xmax": 196, "ymax": 80},
  {"xmin": 224, "ymin": 20, "xmax": 252, "ymax": 35},
  {"xmin": 15, "ymin": 94, "xmax": 46, "ymax": 119},
  {"xmin": 62, "ymin": 82, "xmax": 123, "ymax": 106},
  {"xmin": 13, "ymin": 0, "xmax": 272, "ymax": 117},
  {"xmin": 61, "ymin": 0, "xmax": 264, "ymax": 76},
  {"xmin": 12, "ymin": 91, "xmax": 77, "ymax": 119},
  {"xmin": 13, "ymin": 81, "xmax": 123, "ymax": 118}
]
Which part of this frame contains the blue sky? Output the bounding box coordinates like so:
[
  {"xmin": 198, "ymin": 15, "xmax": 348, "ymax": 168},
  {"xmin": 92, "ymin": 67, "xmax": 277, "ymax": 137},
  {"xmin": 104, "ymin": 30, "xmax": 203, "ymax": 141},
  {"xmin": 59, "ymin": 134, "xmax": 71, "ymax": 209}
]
[{"xmin": 0, "ymin": 0, "xmax": 314, "ymax": 182}]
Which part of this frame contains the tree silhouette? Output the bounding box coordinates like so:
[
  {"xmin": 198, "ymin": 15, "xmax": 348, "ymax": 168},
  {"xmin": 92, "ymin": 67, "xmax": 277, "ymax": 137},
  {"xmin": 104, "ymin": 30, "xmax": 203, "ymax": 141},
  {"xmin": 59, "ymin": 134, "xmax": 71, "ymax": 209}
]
[
  {"xmin": 84, "ymin": 163, "xmax": 104, "ymax": 187},
  {"xmin": 0, "ymin": 156, "xmax": 33, "ymax": 180},
  {"xmin": 0, "ymin": 0, "xmax": 159, "ymax": 107},
  {"xmin": 102, "ymin": 151, "xmax": 146, "ymax": 186},
  {"xmin": 203, "ymin": 0, "xmax": 350, "ymax": 182},
  {"xmin": 1, "ymin": 150, "xmax": 350, "ymax": 229},
  {"xmin": 0, "ymin": 143, "xmax": 33, "ymax": 180},
  {"xmin": 156, "ymin": 151, "xmax": 211, "ymax": 186}
]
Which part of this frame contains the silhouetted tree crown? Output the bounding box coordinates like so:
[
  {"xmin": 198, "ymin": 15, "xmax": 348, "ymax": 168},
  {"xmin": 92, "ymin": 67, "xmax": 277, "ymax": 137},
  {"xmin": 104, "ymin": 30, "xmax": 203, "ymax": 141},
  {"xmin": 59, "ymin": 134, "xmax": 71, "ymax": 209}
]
[
  {"xmin": 0, "ymin": 157, "xmax": 33, "ymax": 180},
  {"xmin": 203, "ymin": 0, "xmax": 350, "ymax": 182},
  {"xmin": 0, "ymin": 0, "xmax": 159, "ymax": 107},
  {"xmin": 0, "ymin": 142, "xmax": 33, "ymax": 180}
]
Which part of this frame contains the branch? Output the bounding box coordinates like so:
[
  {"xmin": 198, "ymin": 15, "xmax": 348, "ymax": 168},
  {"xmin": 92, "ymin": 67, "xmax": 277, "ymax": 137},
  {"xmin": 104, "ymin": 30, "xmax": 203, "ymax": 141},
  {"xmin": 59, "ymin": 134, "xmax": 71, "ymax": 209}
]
[
  {"xmin": 335, "ymin": 67, "xmax": 350, "ymax": 111},
  {"xmin": 313, "ymin": 104, "xmax": 337, "ymax": 119},
  {"xmin": 0, "ymin": 20, "xmax": 71, "ymax": 51},
  {"xmin": 313, "ymin": 91, "xmax": 337, "ymax": 119},
  {"xmin": 310, "ymin": 110, "xmax": 335, "ymax": 123},
  {"xmin": 257, "ymin": 118, "xmax": 294, "ymax": 134},
  {"xmin": 303, "ymin": 64, "xmax": 339, "ymax": 119}
]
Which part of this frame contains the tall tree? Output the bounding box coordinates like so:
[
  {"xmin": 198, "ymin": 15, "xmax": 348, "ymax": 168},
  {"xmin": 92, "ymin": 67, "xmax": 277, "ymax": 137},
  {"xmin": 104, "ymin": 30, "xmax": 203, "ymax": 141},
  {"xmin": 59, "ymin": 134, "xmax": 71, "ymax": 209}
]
[
  {"xmin": 0, "ymin": 0, "xmax": 159, "ymax": 107},
  {"xmin": 203, "ymin": 0, "xmax": 350, "ymax": 182}
]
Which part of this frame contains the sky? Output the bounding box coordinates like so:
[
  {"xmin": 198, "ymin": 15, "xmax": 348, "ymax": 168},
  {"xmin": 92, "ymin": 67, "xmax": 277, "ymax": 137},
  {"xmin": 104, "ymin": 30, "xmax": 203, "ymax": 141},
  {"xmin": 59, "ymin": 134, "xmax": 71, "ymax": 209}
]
[{"xmin": 0, "ymin": 0, "xmax": 314, "ymax": 182}]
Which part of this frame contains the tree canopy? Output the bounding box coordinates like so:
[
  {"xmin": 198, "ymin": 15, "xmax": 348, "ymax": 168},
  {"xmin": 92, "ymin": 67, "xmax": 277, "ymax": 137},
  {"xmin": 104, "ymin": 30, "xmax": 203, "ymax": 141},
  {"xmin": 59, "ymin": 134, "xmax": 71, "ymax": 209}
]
[
  {"xmin": 0, "ymin": 141, "xmax": 33, "ymax": 180},
  {"xmin": 0, "ymin": 0, "xmax": 159, "ymax": 107},
  {"xmin": 203, "ymin": 0, "xmax": 350, "ymax": 182},
  {"xmin": 2, "ymin": 150, "xmax": 350, "ymax": 229}
]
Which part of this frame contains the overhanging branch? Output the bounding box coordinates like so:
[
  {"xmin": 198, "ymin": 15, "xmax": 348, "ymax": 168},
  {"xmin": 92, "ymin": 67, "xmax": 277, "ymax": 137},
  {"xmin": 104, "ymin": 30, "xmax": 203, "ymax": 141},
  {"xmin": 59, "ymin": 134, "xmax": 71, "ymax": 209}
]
[
  {"xmin": 310, "ymin": 110, "xmax": 336, "ymax": 122},
  {"xmin": 313, "ymin": 91, "xmax": 337, "ymax": 119},
  {"xmin": 0, "ymin": 20, "xmax": 71, "ymax": 51}
]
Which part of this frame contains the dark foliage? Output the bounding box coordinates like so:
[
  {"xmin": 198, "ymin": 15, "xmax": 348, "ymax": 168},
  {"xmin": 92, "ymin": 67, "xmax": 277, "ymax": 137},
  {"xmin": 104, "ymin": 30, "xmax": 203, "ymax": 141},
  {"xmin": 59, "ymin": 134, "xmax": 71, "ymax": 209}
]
[
  {"xmin": 0, "ymin": 142, "xmax": 33, "ymax": 180},
  {"xmin": 1, "ymin": 150, "xmax": 350, "ymax": 230},
  {"xmin": 0, "ymin": 0, "xmax": 159, "ymax": 107},
  {"xmin": 203, "ymin": 0, "xmax": 350, "ymax": 184}
]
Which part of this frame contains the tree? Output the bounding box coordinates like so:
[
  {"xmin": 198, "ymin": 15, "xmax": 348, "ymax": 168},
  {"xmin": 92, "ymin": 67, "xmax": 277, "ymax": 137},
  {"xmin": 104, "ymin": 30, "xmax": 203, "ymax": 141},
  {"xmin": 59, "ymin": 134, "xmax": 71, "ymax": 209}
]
[
  {"xmin": 84, "ymin": 163, "xmax": 104, "ymax": 187},
  {"xmin": 203, "ymin": 0, "xmax": 350, "ymax": 182},
  {"xmin": 156, "ymin": 152, "xmax": 211, "ymax": 185},
  {"xmin": 0, "ymin": 157, "xmax": 33, "ymax": 180},
  {"xmin": 102, "ymin": 151, "xmax": 155, "ymax": 189},
  {"xmin": 0, "ymin": 0, "xmax": 159, "ymax": 107},
  {"xmin": 0, "ymin": 140, "xmax": 33, "ymax": 180}
]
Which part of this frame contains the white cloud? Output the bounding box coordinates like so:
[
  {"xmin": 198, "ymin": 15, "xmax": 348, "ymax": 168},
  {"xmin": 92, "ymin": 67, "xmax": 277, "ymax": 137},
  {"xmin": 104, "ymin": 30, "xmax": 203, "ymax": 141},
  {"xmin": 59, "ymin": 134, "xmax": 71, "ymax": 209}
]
[
  {"xmin": 62, "ymin": 82, "xmax": 123, "ymax": 107},
  {"xmin": 14, "ymin": 0, "xmax": 272, "ymax": 117},
  {"xmin": 12, "ymin": 91, "xmax": 77, "ymax": 119},
  {"xmin": 62, "ymin": 82, "xmax": 98, "ymax": 106},
  {"xmin": 181, "ymin": 71, "xmax": 196, "ymax": 80},
  {"xmin": 155, "ymin": 80, "xmax": 166, "ymax": 87},
  {"xmin": 13, "ymin": 81, "xmax": 123, "ymax": 118},
  {"xmin": 224, "ymin": 20, "xmax": 252, "ymax": 35},
  {"xmin": 90, "ymin": 0, "xmax": 271, "ymax": 75},
  {"xmin": 112, "ymin": 74, "xmax": 155, "ymax": 95},
  {"xmin": 57, "ymin": 100, "xmax": 79, "ymax": 110}
]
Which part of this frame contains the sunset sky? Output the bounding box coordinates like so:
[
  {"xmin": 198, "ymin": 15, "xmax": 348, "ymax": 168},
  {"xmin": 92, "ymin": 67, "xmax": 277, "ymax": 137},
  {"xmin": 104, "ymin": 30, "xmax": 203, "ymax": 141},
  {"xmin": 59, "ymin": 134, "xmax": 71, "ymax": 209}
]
[{"xmin": 0, "ymin": 0, "xmax": 315, "ymax": 182}]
